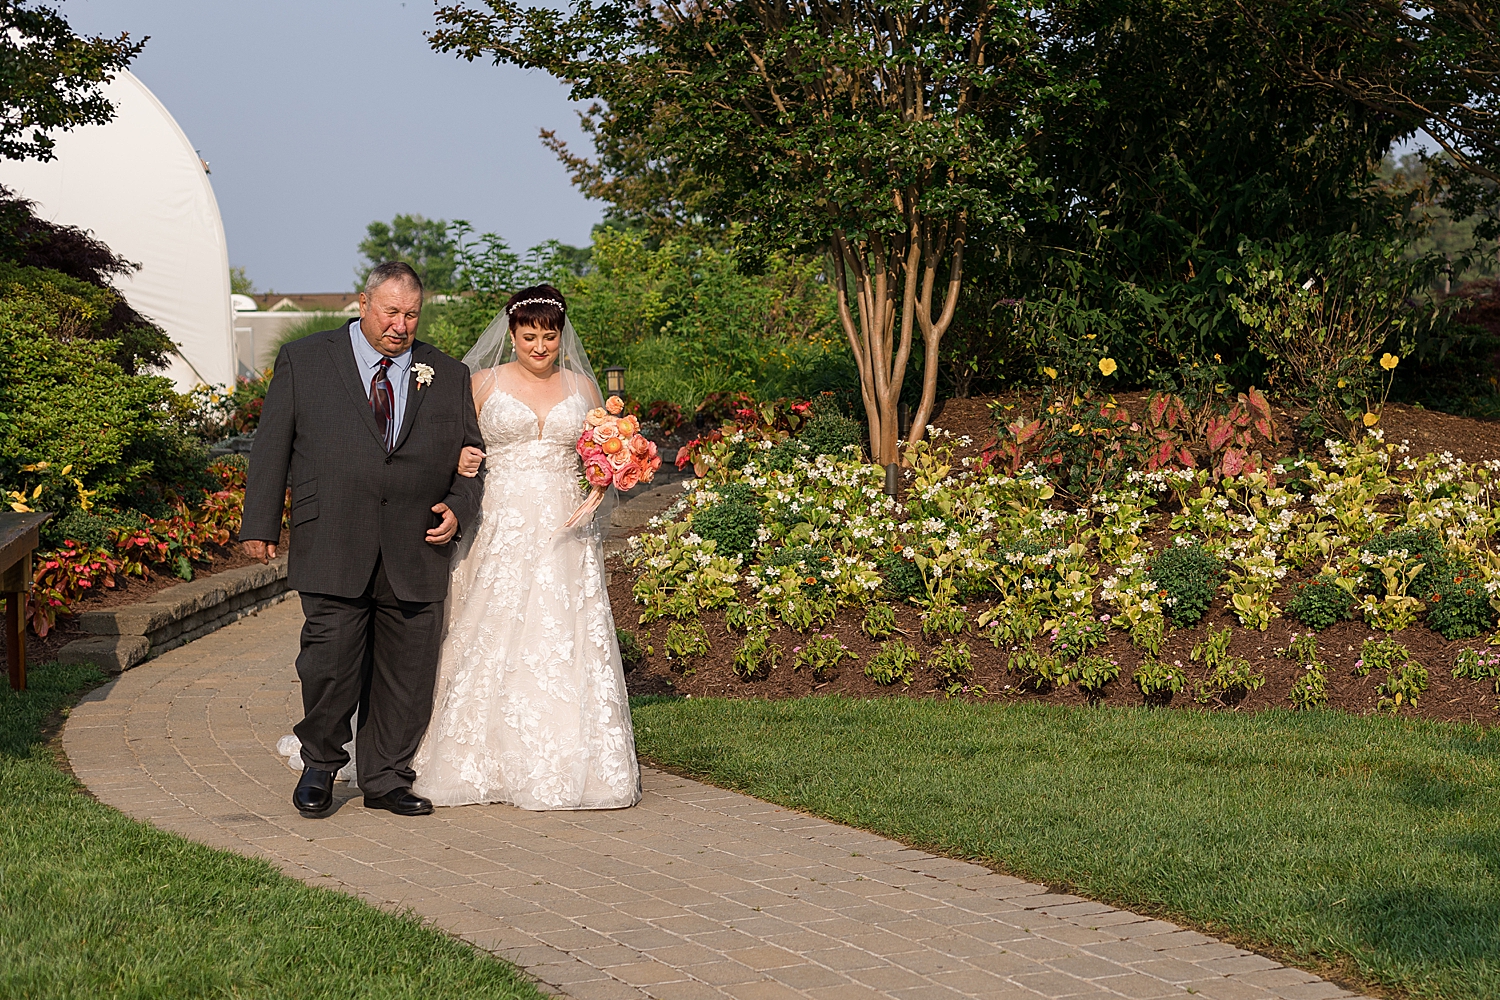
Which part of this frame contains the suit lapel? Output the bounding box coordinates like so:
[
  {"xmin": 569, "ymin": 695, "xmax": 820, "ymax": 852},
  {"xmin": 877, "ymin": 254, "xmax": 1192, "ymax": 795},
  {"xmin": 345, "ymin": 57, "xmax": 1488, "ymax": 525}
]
[
  {"xmin": 328, "ymin": 329, "xmax": 389, "ymax": 449},
  {"xmin": 391, "ymin": 342, "xmax": 433, "ymax": 454}
]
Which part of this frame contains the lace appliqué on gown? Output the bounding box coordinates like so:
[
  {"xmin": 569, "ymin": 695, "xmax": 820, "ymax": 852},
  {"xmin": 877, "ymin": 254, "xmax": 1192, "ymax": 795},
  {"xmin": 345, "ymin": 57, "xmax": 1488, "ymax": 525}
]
[{"xmin": 410, "ymin": 390, "xmax": 642, "ymax": 810}]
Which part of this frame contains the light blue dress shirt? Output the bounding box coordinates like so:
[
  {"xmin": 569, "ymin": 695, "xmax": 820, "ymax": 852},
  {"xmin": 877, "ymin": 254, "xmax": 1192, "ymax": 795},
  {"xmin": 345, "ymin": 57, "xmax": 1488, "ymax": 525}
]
[{"xmin": 348, "ymin": 319, "xmax": 412, "ymax": 439}]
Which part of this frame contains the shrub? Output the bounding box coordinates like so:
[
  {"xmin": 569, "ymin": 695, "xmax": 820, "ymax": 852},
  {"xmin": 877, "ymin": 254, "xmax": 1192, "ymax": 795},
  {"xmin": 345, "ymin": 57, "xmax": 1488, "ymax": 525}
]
[
  {"xmin": 616, "ymin": 628, "xmax": 646, "ymax": 671},
  {"xmin": 929, "ymin": 639, "xmax": 977, "ymax": 697},
  {"xmin": 866, "ymin": 639, "xmax": 918, "ymax": 685},
  {"xmin": 692, "ymin": 497, "xmax": 760, "ymax": 561},
  {"xmin": 1357, "ymin": 637, "xmax": 1411, "ymax": 677},
  {"xmin": 1360, "ymin": 528, "xmax": 1448, "ymax": 597},
  {"xmin": 1191, "ymin": 627, "xmax": 1264, "ymax": 705},
  {"xmin": 798, "ymin": 409, "xmax": 865, "ymax": 458},
  {"xmin": 878, "ymin": 550, "xmax": 925, "ymax": 603},
  {"xmin": 1286, "ymin": 579, "xmax": 1354, "ymax": 630},
  {"xmin": 1424, "ymin": 561, "xmax": 1495, "ymax": 640},
  {"xmin": 762, "ymin": 437, "xmax": 809, "ymax": 472},
  {"xmin": 732, "ymin": 629, "xmax": 782, "ymax": 680},
  {"xmin": 1149, "ymin": 544, "xmax": 1223, "ymax": 627}
]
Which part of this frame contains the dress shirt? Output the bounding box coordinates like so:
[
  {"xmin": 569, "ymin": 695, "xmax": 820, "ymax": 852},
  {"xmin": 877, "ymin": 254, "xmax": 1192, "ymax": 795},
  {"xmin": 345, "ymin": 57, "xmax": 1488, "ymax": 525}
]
[{"xmin": 349, "ymin": 319, "xmax": 413, "ymax": 439}]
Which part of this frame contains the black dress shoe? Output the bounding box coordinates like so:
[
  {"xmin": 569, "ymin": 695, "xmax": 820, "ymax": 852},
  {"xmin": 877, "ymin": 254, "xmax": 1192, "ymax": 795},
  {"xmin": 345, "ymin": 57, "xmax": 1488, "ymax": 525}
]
[
  {"xmin": 364, "ymin": 788, "xmax": 433, "ymax": 816},
  {"xmin": 293, "ymin": 767, "xmax": 336, "ymax": 815}
]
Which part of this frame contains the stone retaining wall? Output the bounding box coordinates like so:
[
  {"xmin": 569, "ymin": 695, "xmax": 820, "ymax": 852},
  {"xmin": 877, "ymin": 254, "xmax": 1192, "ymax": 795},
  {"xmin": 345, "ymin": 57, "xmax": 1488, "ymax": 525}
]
[{"xmin": 58, "ymin": 556, "xmax": 292, "ymax": 673}]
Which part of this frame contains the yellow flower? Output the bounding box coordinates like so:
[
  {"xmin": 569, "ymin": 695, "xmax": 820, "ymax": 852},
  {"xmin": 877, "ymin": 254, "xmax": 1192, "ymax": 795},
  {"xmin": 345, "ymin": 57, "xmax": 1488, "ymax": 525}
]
[
  {"xmin": 1098, "ymin": 357, "xmax": 1118, "ymax": 376},
  {"xmin": 1069, "ymin": 423, "xmax": 1084, "ymax": 434},
  {"xmin": 1337, "ymin": 379, "xmax": 1346, "ymax": 388},
  {"xmin": 1363, "ymin": 411, "xmax": 1380, "ymax": 427},
  {"xmin": 1380, "ymin": 353, "xmax": 1399, "ymax": 370},
  {"xmin": 1043, "ymin": 367, "xmax": 1058, "ymax": 380}
]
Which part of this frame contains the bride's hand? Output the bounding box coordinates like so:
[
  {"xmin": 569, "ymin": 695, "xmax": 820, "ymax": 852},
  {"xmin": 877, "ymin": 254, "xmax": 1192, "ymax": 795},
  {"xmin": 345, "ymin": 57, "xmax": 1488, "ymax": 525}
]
[{"xmin": 457, "ymin": 446, "xmax": 486, "ymax": 478}]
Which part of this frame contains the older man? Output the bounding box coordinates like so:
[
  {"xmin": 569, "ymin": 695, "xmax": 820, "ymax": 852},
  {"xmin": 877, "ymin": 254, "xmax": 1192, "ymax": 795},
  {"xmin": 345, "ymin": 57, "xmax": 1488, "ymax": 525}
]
[{"xmin": 241, "ymin": 261, "xmax": 484, "ymax": 817}]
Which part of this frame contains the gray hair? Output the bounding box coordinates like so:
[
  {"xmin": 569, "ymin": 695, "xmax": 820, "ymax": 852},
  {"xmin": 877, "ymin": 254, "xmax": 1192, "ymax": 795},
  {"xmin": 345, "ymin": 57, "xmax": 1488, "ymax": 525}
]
[{"xmin": 364, "ymin": 260, "xmax": 424, "ymax": 297}]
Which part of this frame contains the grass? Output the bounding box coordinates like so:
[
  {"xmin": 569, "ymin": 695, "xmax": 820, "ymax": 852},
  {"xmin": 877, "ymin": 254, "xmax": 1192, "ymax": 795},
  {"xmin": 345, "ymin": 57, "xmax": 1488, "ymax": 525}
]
[
  {"xmin": 631, "ymin": 694, "xmax": 1500, "ymax": 1000},
  {"xmin": 1, "ymin": 662, "xmax": 545, "ymax": 1000}
]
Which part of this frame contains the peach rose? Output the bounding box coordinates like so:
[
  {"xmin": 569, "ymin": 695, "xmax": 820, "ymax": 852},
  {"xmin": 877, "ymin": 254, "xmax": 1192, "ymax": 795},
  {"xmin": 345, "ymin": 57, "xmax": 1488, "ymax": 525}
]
[
  {"xmin": 584, "ymin": 454, "xmax": 614, "ymax": 487},
  {"xmin": 627, "ymin": 434, "xmax": 652, "ymax": 458},
  {"xmin": 613, "ymin": 459, "xmax": 642, "ymax": 490},
  {"xmin": 617, "ymin": 415, "xmax": 639, "ymax": 437},
  {"xmin": 592, "ymin": 423, "xmax": 619, "ymax": 445},
  {"xmin": 605, "ymin": 395, "xmax": 625, "ymax": 415},
  {"xmin": 585, "ymin": 407, "xmax": 609, "ymax": 427}
]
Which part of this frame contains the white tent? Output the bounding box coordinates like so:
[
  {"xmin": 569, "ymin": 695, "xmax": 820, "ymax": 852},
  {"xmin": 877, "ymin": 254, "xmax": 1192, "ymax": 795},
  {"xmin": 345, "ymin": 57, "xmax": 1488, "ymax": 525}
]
[{"xmin": 0, "ymin": 71, "xmax": 235, "ymax": 391}]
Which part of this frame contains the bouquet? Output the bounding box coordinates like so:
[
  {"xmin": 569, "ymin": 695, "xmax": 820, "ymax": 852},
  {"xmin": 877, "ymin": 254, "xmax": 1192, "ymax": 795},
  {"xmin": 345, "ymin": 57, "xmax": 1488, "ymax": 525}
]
[{"xmin": 564, "ymin": 395, "xmax": 662, "ymax": 526}]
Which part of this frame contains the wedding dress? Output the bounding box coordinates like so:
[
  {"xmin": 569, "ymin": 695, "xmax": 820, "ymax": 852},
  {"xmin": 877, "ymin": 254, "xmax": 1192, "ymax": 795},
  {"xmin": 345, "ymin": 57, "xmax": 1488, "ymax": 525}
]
[{"xmin": 409, "ymin": 388, "xmax": 642, "ymax": 810}]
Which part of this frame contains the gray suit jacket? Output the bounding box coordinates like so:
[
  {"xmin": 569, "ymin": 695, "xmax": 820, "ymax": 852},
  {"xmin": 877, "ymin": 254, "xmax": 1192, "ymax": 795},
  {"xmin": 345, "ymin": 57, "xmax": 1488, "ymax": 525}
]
[{"xmin": 240, "ymin": 328, "xmax": 485, "ymax": 603}]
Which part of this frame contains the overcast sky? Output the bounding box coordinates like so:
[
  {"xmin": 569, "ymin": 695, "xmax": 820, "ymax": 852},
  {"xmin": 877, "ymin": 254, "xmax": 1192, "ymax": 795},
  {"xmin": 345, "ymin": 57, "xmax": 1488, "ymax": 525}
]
[{"xmin": 66, "ymin": 0, "xmax": 602, "ymax": 292}]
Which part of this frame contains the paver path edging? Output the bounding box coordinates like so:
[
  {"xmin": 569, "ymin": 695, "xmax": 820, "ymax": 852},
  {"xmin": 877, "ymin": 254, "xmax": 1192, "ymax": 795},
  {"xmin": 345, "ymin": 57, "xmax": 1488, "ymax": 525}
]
[{"xmin": 62, "ymin": 599, "xmax": 1371, "ymax": 1000}]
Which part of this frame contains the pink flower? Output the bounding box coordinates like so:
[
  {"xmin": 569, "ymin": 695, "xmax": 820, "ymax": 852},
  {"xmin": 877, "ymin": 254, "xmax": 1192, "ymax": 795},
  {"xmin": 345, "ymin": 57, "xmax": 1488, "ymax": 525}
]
[
  {"xmin": 613, "ymin": 459, "xmax": 642, "ymax": 491},
  {"xmin": 627, "ymin": 434, "xmax": 653, "ymax": 458},
  {"xmin": 577, "ymin": 430, "xmax": 602, "ymax": 458},
  {"xmin": 584, "ymin": 454, "xmax": 614, "ymax": 487},
  {"xmin": 605, "ymin": 395, "xmax": 625, "ymax": 415}
]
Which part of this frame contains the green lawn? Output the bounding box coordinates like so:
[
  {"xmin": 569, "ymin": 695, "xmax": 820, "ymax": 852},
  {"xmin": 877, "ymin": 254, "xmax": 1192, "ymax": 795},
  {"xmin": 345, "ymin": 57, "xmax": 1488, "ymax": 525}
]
[
  {"xmin": 0, "ymin": 662, "xmax": 545, "ymax": 1000},
  {"xmin": 632, "ymin": 695, "xmax": 1500, "ymax": 1000}
]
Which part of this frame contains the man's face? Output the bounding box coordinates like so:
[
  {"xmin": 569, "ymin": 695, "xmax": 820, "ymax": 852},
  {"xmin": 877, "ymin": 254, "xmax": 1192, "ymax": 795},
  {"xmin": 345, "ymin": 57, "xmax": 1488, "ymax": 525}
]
[{"xmin": 358, "ymin": 279, "xmax": 422, "ymax": 357}]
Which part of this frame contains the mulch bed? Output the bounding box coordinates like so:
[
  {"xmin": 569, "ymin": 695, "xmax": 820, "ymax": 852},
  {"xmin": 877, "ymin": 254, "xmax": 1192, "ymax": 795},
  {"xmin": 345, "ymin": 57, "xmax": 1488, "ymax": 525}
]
[
  {"xmin": 613, "ymin": 394, "xmax": 1500, "ymax": 726},
  {"xmin": 26, "ymin": 527, "xmax": 289, "ymax": 665}
]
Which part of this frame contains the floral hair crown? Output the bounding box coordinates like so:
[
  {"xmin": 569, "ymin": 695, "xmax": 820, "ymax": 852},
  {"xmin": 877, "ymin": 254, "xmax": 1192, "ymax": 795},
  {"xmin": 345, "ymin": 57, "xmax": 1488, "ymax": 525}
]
[{"xmin": 508, "ymin": 297, "xmax": 565, "ymax": 314}]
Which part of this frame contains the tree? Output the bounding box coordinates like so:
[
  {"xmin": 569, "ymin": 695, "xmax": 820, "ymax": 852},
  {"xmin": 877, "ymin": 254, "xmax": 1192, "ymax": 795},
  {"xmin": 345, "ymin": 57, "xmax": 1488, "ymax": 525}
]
[
  {"xmin": 357, "ymin": 214, "xmax": 459, "ymax": 293},
  {"xmin": 229, "ymin": 266, "xmax": 255, "ymax": 295},
  {"xmin": 432, "ymin": 0, "xmax": 1066, "ymax": 464},
  {"xmin": 0, "ymin": 1, "xmax": 143, "ymax": 161}
]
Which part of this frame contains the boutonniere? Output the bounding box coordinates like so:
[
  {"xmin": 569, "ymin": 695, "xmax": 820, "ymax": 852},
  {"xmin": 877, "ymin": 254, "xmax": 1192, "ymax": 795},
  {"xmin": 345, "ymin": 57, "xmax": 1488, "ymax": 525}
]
[{"xmin": 413, "ymin": 363, "xmax": 435, "ymax": 389}]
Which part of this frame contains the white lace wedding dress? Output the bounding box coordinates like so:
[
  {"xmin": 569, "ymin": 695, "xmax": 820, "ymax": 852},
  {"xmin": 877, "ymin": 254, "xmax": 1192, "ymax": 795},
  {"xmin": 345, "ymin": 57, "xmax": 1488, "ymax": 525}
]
[{"xmin": 409, "ymin": 389, "xmax": 641, "ymax": 810}]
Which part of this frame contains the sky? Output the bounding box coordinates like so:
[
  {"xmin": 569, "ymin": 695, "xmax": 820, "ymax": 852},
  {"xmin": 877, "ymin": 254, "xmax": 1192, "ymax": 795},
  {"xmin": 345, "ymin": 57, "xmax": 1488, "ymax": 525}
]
[{"xmin": 65, "ymin": 0, "xmax": 603, "ymax": 292}]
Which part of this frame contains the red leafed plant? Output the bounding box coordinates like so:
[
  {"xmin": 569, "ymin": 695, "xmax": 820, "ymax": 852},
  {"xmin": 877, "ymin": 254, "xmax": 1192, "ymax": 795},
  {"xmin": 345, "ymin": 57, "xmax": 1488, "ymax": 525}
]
[
  {"xmin": 1141, "ymin": 385, "xmax": 1277, "ymax": 480},
  {"xmin": 26, "ymin": 460, "xmax": 249, "ymax": 637}
]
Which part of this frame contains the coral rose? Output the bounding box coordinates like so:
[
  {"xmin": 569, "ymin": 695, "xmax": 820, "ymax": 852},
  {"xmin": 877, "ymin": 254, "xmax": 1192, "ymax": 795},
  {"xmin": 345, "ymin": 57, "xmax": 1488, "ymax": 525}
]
[
  {"xmin": 583, "ymin": 454, "xmax": 614, "ymax": 487},
  {"xmin": 577, "ymin": 429, "xmax": 602, "ymax": 457},
  {"xmin": 613, "ymin": 459, "xmax": 642, "ymax": 491},
  {"xmin": 605, "ymin": 395, "xmax": 625, "ymax": 415},
  {"xmin": 585, "ymin": 407, "xmax": 608, "ymax": 427},
  {"xmin": 617, "ymin": 415, "xmax": 639, "ymax": 437},
  {"xmin": 627, "ymin": 434, "xmax": 652, "ymax": 458}
]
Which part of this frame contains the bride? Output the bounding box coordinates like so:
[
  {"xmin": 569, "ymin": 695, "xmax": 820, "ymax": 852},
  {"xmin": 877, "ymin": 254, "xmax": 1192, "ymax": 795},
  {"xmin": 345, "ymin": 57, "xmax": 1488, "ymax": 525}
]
[
  {"xmin": 278, "ymin": 286, "xmax": 641, "ymax": 809},
  {"xmin": 410, "ymin": 285, "xmax": 642, "ymax": 810}
]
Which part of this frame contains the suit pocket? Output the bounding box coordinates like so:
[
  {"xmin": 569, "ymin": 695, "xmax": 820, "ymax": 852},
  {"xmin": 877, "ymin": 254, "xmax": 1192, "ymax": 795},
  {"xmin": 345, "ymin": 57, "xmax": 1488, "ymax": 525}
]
[
  {"xmin": 291, "ymin": 477, "xmax": 318, "ymax": 524},
  {"xmin": 291, "ymin": 499, "xmax": 319, "ymax": 526}
]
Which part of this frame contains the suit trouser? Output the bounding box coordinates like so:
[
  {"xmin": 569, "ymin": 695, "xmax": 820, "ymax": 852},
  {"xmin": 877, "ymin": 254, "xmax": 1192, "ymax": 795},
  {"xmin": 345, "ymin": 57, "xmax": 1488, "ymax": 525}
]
[{"xmin": 293, "ymin": 556, "xmax": 444, "ymax": 798}]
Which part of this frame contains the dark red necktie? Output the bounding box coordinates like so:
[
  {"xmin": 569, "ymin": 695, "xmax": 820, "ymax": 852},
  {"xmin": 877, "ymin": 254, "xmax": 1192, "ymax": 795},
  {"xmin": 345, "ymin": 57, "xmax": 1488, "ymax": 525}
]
[{"xmin": 370, "ymin": 358, "xmax": 395, "ymax": 452}]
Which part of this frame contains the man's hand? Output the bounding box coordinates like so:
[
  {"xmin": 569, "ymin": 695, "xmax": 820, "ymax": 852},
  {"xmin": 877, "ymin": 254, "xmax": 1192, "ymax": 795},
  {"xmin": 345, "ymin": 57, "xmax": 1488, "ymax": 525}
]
[
  {"xmin": 457, "ymin": 445, "xmax": 485, "ymax": 478},
  {"xmin": 243, "ymin": 540, "xmax": 277, "ymax": 563},
  {"xmin": 427, "ymin": 502, "xmax": 458, "ymax": 545}
]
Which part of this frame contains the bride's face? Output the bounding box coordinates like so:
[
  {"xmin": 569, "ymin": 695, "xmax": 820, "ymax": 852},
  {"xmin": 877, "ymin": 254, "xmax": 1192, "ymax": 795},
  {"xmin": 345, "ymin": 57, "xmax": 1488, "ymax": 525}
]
[{"xmin": 511, "ymin": 324, "xmax": 561, "ymax": 376}]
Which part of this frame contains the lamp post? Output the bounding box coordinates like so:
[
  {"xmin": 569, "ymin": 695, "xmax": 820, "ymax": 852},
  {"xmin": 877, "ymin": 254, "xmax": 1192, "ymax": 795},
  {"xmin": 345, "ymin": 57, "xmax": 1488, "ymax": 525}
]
[{"xmin": 604, "ymin": 365, "xmax": 626, "ymax": 397}]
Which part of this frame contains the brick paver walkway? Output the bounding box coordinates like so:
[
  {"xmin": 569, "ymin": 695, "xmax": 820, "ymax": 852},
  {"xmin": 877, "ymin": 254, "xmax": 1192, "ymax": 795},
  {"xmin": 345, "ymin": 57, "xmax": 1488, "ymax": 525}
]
[{"xmin": 63, "ymin": 598, "xmax": 1367, "ymax": 1000}]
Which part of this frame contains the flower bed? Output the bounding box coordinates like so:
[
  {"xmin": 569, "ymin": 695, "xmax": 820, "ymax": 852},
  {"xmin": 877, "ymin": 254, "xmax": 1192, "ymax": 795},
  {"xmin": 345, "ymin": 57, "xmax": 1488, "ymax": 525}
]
[
  {"xmin": 615, "ymin": 412, "xmax": 1500, "ymax": 723},
  {"xmin": 27, "ymin": 461, "xmax": 251, "ymax": 638}
]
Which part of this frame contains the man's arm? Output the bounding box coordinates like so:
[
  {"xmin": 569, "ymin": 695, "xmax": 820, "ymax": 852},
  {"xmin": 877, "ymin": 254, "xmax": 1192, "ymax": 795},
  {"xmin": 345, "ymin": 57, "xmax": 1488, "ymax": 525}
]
[
  {"xmin": 240, "ymin": 347, "xmax": 295, "ymax": 559},
  {"xmin": 438, "ymin": 371, "xmax": 486, "ymax": 537}
]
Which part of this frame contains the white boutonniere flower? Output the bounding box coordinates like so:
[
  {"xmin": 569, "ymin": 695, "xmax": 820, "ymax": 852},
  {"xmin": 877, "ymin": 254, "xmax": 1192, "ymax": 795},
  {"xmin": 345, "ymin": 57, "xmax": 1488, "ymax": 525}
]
[{"xmin": 413, "ymin": 363, "xmax": 435, "ymax": 389}]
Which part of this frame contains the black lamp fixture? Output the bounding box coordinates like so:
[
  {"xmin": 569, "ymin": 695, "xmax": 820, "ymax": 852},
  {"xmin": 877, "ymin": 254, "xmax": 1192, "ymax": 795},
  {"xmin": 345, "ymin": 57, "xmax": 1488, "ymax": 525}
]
[{"xmin": 604, "ymin": 365, "xmax": 626, "ymax": 396}]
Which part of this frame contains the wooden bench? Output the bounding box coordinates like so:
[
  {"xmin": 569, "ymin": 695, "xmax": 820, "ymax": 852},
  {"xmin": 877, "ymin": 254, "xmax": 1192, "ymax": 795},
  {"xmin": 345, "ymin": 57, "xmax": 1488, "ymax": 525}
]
[{"xmin": 0, "ymin": 512, "xmax": 51, "ymax": 692}]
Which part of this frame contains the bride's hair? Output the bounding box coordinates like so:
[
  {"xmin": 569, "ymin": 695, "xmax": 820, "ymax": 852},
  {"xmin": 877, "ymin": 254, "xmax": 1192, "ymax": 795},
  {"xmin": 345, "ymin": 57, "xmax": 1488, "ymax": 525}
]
[{"xmin": 505, "ymin": 284, "xmax": 567, "ymax": 333}]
